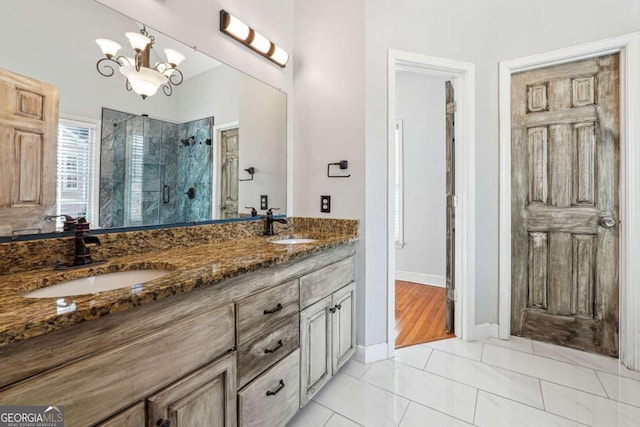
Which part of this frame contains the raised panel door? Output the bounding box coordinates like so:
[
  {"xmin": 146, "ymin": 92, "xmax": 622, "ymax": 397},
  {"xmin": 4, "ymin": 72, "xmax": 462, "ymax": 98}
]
[
  {"xmin": 511, "ymin": 54, "xmax": 619, "ymax": 356},
  {"xmin": 299, "ymin": 295, "xmax": 332, "ymax": 406},
  {"xmin": 0, "ymin": 68, "xmax": 59, "ymax": 236},
  {"xmin": 331, "ymin": 283, "xmax": 356, "ymax": 374}
]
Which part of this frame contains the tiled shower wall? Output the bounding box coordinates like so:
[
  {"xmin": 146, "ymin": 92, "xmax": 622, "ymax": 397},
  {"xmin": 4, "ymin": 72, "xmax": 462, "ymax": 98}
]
[{"xmin": 100, "ymin": 108, "xmax": 213, "ymax": 228}]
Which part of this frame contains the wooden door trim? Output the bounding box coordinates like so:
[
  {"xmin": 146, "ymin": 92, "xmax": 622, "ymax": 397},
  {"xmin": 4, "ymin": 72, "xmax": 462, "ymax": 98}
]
[
  {"xmin": 498, "ymin": 32, "xmax": 640, "ymax": 370},
  {"xmin": 386, "ymin": 49, "xmax": 477, "ymax": 359}
]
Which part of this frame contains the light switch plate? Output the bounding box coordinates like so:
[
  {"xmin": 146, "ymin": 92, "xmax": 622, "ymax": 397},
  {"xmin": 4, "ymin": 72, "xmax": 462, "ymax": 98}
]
[
  {"xmin": 321, "ymin": 195, "xmax": 331, "ymax": 213},
  {"xmin": 260, "ymin": 195, "xmax": 268, "ymax": 210}
]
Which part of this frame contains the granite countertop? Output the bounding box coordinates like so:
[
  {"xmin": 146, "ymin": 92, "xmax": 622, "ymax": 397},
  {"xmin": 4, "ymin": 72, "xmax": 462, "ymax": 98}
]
[{"xmin": 0, "ymin": 232, "xmax": 356, "ymax": 348}]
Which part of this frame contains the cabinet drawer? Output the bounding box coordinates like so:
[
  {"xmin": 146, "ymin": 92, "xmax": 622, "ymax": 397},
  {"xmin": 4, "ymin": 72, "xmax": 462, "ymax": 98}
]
[
  {"xmin": 236, "ymin": 279, "xmax": 299, "ymax": 344},
  {"xmin": 238, "ymin": 314, "xmax": 299, "ymax": 388},
  {"xmin": 300, "ymin": 257, "xmax": 355, "ymax": 308},
  {"xmin": 238, "ymin": 349, "xmax": 300, "ymax": 427}
]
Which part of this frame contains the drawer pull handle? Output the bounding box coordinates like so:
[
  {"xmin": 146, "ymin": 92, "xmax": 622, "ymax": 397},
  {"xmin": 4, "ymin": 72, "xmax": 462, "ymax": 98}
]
[
  {"xmin": 266, "ymin": 379, "xmax": 285, "ymax": 396},
  {"xmin": 264, "ymin": 303, "xmax": 283, "ymax": 315},
  {"xmin": 264, "ymin": 340, "xmax": 284, "ymax": 354}
]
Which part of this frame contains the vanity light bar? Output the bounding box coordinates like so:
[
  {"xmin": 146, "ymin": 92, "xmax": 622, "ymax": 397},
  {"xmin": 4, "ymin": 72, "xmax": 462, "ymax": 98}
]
[{"xmin": 219, "ymin": 10, "xmax": 289, "ymax": 68}]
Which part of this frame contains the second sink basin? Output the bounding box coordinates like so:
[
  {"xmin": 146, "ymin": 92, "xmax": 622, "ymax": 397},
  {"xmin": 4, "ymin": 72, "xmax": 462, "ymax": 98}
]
[
  {"xmin": 270, "ymin": 238, "xmax": 317, "ymax": 245},
  {"xmin": 24, "ymin": 269, "xmax": 172, "ymax": 298}
]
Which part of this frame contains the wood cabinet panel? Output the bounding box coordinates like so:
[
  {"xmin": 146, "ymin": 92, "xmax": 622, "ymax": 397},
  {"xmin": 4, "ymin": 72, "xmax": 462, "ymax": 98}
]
[
  {"xmin": 299, "ymin": 296, "xmax": 332, "ymax": 406},
  {"xmin": 238, "ymin": 349, "xmax": 300, "ymax": 427},
  {"xmin": 238, "ymin": 314, "xmax": 299, "ymax": 388},
  {"xmin": 332, "ymin": 282, "xmax": 356, "ymax": 373},
  {"xmin": 147, "ymin": 352, "xmax": 236, "ymax": 427},
  {"xmin": 300, "ymin": 257, "xmax": 354, "ymax": 308},
  {"xmin": 0, "ymin": 305, "xmax": 235, "ymax": 427},
  {"xmin": 236, "ymin": 279, "xmax": 299, "ymax": 345},
  {"xmin": 94, "ymin": 402, "xmax": 145, "ymax": 427}
]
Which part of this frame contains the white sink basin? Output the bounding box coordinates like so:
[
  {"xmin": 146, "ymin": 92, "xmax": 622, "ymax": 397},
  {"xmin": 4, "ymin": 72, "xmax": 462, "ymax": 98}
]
[
  {"xmin": 24, "ymin": 269, "xmax": 172, "ymax": 298},
  {"xmin": 270, "ymin": 238, "xmax": 317, "ymax": 245}
]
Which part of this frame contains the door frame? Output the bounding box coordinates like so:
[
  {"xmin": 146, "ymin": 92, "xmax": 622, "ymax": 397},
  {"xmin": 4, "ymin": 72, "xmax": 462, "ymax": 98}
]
[
  {"xmin": 498, "ymin": 32, "xmax": 640, "ymax": 369},
  {"xmin": 387, "ymin": 49, "xmax": 476, "ymax": 357},
  {"xmin": 211, "ymin": 121, "xmax": 239, "ymax": 220}
]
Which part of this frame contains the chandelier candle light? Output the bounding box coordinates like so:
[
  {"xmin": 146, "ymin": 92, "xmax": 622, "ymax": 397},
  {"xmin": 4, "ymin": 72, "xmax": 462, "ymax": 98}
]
[{"xmin": 96, "ymin": 26, "xmax": 185, "ymax": 99}]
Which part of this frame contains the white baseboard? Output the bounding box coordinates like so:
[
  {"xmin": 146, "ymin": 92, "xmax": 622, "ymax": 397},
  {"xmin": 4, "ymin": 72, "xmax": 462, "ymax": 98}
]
[
  {"xmin": 395, "ymin": 271, "xmax": 446, "ymax": 287},
  {"xmin": 472, "ymin": 322, "xmax": 499, "ymax": 340},
  {"xmin": 354, "ymin": 343, "xmax": 388, "ymax": 364}
]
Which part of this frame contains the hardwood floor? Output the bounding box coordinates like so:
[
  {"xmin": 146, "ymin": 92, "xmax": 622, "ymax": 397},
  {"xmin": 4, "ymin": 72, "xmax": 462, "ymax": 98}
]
[{"xmin": 395, "ymin": 280, "xmax": 454, "ymax": 348}]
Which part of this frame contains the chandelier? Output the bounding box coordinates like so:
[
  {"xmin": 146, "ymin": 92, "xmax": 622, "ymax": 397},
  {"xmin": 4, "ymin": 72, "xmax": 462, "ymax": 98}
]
[{"xmin": 96, "ymin": 27, "xmax": 185, "ymax": 99}]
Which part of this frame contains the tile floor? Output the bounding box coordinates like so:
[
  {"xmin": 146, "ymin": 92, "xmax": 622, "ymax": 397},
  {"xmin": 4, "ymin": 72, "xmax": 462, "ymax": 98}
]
[{"xmin": 287, "ymin": 337, "xmax": 640, "ymax": 427}]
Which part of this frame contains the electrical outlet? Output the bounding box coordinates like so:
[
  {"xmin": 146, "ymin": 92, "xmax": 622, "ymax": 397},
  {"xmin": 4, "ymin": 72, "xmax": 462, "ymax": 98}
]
[
  {"xmin": 260, "ymin": 195, "xmax": 268, "ymax": 210},
  {"xmin": 321, "ymin": 195, "xmax": 331, "ymax": 213}
]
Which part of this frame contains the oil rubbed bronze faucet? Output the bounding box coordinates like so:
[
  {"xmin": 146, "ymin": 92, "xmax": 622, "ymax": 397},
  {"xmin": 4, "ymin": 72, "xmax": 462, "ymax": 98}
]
[
  {"xmin": 74, "ymin": 217, "xmax": 101, "ymax": 266},
  {"xmin": 264, "ymin": 208, "xmax": 287, "ymax": 236}
]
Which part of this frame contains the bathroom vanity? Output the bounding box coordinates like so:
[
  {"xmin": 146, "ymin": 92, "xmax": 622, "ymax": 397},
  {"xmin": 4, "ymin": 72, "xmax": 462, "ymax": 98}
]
[{"xmin": 0, "ymin": 218, "xmax": 357, "ymax": 427}]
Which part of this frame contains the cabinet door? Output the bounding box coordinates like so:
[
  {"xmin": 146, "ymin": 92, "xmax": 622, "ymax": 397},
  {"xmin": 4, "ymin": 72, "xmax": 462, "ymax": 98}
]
[
  {"xmin": 331, "ymin": 282, "xmax": 356, "ymax": 374},
  {"xmin": 147, "ymin": 352, "xmax": 237, "ymax": 427},
  {"xmin": 299, "ymin": 295, "xmax": 332, "ymax": 406},
  {"xmin": 95, "ymin": 402, "xmax": 145, "ymax": 427}
]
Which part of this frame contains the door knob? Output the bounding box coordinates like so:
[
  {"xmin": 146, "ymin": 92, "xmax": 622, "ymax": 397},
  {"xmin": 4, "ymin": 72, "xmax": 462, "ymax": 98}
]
[{"xmin": 599, "ymin": 217, "xmax": 617, "ymax": 229}]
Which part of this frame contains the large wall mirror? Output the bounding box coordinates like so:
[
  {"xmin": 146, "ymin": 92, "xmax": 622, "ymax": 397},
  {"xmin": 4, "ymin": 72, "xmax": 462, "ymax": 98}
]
[{"xmin": 0, "ymin": 0, "xmax": 286, "ymax": 238}]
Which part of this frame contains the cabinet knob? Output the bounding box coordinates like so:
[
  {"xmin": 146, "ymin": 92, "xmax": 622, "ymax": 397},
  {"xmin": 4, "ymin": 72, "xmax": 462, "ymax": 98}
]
[
  {"xmin": 335, "ymin": 303, "xmax": 342, "ymax": 310},
  {"xmin": 156, "ymin": 419, "xmax": 170, "ymax": 427},
  {"xmin": 329, "ymin": 307, "xmax": 337, "ymax": 313},
  {"xmin": 264, "ymin": 303, "xmax": 283, "ymax": 315}
]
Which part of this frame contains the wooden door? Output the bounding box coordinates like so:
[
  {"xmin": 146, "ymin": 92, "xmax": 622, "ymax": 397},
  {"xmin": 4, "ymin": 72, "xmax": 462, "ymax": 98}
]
[
  {"xmin": 300, "ymin": 295, "xmax": 332, "ymax": 406},
  {"xmin": 0, "ymin": 68, "xmax": 59, "ymax": 236},
  {"xmin": 511, "ymin": 54, "xmax": 619, "ymax": 357},
  {"xmin": 220, "ymin": 128, "xmax": 239, "ymax": 219},
  {"xmin": 147, "ymin": 352, "xmax": 237, "ymax": 427},
  {"xmin": 445, "ymin": 81, "xmax": 456, "ymax": 334},
  {"xmin": 331, "ymin": 283, "xmax": 356, "ymax": 374}
]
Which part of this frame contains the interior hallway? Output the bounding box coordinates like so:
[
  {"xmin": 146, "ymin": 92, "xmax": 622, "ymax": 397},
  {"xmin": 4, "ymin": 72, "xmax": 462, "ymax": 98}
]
[
  {"xmin": 288, "ymin": 337, "xmax": 640, "ymax": 426},
  {"xmin": 395, "ymin": 281, "xmax": 454, "ymax": 348}
]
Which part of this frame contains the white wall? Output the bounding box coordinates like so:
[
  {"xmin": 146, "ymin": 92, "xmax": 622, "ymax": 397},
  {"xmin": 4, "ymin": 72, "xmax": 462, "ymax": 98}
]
[
  {"xmin": 363, "ymin": 0, "xmax": 640, "ymax": 342},
  {"xmin": 0, "ymin": 0, "xmax": 180, "ymax": 122},
  {"xmin": 293, "ymin": 0, "xmax": 366, "ymax": 342},
  {"xmin": 98, "ymin": 0, "xmax": 296, "ymax": 213},
  {"xmin": 238, "ymin": 74, "xmax": 287, "ymax": 213},
  {"xmin": 96, "ymin": 0, "xmax": 640, "ymax": 350},
  {"xmin": 395, "ymin": 72, "xmax": 447, "ymax": 286},
  {"xmin": 177, "ymin": 66, "xmax": 239, "ymax": 124}
]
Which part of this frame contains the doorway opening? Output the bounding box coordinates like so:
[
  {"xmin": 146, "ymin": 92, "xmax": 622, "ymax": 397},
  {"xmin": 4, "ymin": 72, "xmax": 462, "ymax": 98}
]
[
  {"xmin": 387, "ymin": 50, "xmax": 476, "ymax": 358},
  {"xmin": 392, "ymin": 71, "xmax": 453, "ymax": 348}
]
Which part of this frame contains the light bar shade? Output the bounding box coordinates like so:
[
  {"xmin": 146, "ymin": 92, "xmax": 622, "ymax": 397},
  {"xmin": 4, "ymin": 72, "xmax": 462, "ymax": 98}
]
[
  {"xmin": 270, "ymin": 45, "xmax": 289, "ymax": 67},
  {"xmin": 219, "ymin": 10, "xmax": 288, "ymax": 68},
  {"xmin": 222, "ymin": 13, "xmax": 250, "ymax": 41},
  {"xmin": 249, "ymin": 32, "xmax": 271, "ymax": 54}
]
